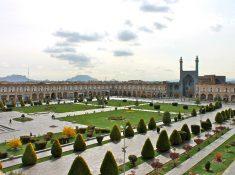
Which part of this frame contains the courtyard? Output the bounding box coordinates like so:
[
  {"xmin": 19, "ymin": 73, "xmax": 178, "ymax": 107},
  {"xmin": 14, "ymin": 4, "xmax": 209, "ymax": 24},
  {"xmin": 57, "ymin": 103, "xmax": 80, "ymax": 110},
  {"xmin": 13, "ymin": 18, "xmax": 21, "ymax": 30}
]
[{"xmin": 0, "ymin": 99, "xmax": 234, "ymax": 175}]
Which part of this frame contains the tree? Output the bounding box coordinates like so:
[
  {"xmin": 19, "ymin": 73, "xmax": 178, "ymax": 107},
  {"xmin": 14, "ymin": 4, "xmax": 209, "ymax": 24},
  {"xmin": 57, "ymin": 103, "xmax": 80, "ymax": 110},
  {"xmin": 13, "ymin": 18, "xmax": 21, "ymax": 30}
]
[
  {"xmin": 156, "ymin": 130, "xmax": 170, "ymax": 152},
  {"xmin": 170, "ymin": 130, "xmax": 182, "ymax": 146},
  {"xmin": 22, "ymin": 143, "xmax": 37, "ymax": 166},
  {"xmin": 128, "ymin": 155, "xmax": 137, "ymax": 167},
  {"xmin": 68, "ymin": 156, "xmax": 92, "ymax": 175},
  {"xmin": 162, "ymin": 111, "xmax": 171, "ymax": 125},
  {"xmin": 137, "ymin": 119, "xmax": 147, "ymax": 134},
  {"xmin": 19, "ymin": 98, "xmax": 25, "ymax": 107},
  {"xmin": 74, "ymin": 134, "xmax": 86, "ymax": 152},
  {"xmin": 141, "ymin": 138, "xmax": 155, "ymax": 159},
  {"xmin": 0, "ymin": 100, "xmax": 6, "ymax": 111},
  {"xmin": 206, "ymin": 118, "xmax": 212, "ymax": 130},
  {"xmin": 110, "ymin": 125, "xmax": 121, "ymax": 142},
  {"xmin": 151, "ymin": 159, "xmax": 163, "ymax": 175},
  {"xmin": 195, "ymin": 98, "xmax": 201, "ymax": 105},
  {"xmin": 100, "ymin": 151, "xmax": 119, "ymax": 175},
  {"xmin": 148, "ymin": 117, "xmax": 157, "ymax": 130},
  {"xmin": 63, "ymin": 126, "xmax": 76, "ymax": 138},
  {"xmin": 183, "ymin": 144, "xmax": 192, "ymax": 158},
  {"xmin": 169, "ymin": 151, "xmax": 179, "ymax": 167},
  {"xmin": 124, "ymin": 122, "xmax": 134, "ymax": 138},
  {"xmin": 205, "ymin": 161, "xmax": 211, "ymax": 172},
  {"xmin": 51, "ymin": 139, "xmax": 62, "ymax": 158},
  {"xmin": 0, "ymin": 161, "xmax": 2, "ymax": 171},
  {"xmin": 177, "ymin": 112, "xmax": 182, "ymax": 120},
  {"xmin": 7, "ymin": 138, "xmax": 22, "ymax": 150},
  {"xmin": 191, "ymin": 109, "xmax": 197, "ymax": 117},
  {"xmin": 12, "ymin": 99, "xmax": 16, "ymax": 107},
  {"xmin": 181, "ymin": 124, "xmax": 191, "ymax": 141},
  {"xmin": 215, "ymin": 112, "xmax": 223, "ymax": 124}
]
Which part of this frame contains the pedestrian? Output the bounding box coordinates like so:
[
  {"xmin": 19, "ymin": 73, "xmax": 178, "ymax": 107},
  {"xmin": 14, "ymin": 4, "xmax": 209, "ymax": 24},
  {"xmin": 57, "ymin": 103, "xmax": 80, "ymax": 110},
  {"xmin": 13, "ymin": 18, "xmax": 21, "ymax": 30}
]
[{"xmin": 9, "ymin": 119, "xmax": 12, "ymax": 124}]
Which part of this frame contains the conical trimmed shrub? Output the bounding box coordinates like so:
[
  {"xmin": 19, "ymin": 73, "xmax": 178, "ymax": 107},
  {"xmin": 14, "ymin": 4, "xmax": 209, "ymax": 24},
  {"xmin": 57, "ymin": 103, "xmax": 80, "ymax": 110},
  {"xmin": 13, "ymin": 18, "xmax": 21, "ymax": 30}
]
[
  {"xmin": 215, "ymin": 112, "xmax": 223, "ymax": 124},
  {"xmin": 137, "ymin": 119, "xmax": 147, "ymax": 134},
  {"xmin": 22, "ymin": 143, "xmax": 37, "ymax": 166},
  {"xmin": 0, "ymin": 161, "xmax": 2, "ymax": 170},
  {"xmin": 156, "ymin": 130, "xmax": 170, "ymax": 152},
  {"xmin": 206, "ymin": 119, "xmax": 212, "ymax": 130},
  {"xmin": 51, "ymin": 139, "xmax": 62, "ymax": 158},
  {"xmin": 141, "ymin": 138, "xmax": 155, "ymax": 159},
  {"xmin": 148, "ymin": 117, "xmax": 157, "ymax": 130},
  {"xmin": 191, "ymin": 109, "xmax": 197, "ymax": 117},
  {"xmin": 181, "ymin": 124, "xmax": 191, "ymax": 141},
  {"xmin": 177, "ymin": 112, "xmax": 182, "ymax": 120},
  {"xmin": 124, "ymin": 122, "xmax": 134, "ymax": 138},
  {"xmin": 170, "ymin": 130, "xmax": 182, "ymax": 146},
  {"xmin": 74, "ymin": 134, "xmax": 86, "ymax": 152},
  {"xmin": 100, "ymin": 151, "xmax": 119, "ymax": 175},
  {"xmin": 110, "ymin": 125, "xmax": 121, "ymax": 142},
  {"xmin": 162, "ymin": 111, "xmax": 171, "ymax": 125},
  {"xmin": 68, "ymin": 155, "xmax": 92, "ymax": 175}
]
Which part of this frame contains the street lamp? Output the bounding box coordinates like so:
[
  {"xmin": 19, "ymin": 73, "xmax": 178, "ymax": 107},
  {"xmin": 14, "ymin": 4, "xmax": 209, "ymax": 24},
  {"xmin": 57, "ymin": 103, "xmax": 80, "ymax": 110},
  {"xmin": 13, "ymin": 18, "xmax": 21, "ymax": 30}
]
[{"xmin": 120, "ymin": 125, "xmax": 128, "ymax": 175}]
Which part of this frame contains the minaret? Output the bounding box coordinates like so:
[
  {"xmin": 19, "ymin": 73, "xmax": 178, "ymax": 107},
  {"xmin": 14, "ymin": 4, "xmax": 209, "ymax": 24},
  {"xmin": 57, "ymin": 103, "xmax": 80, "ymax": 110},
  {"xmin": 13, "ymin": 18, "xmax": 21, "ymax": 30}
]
[
  {"xmin": 179, "ymin": 57, "xmax": 183, "ymax": 97},
  {"xmin": 180, "ymin": 57, "xmax": 183, "ymax": 72},
  {"xmin": 195, "ymin": 56, "xmax": 199, "ymax": 76}
]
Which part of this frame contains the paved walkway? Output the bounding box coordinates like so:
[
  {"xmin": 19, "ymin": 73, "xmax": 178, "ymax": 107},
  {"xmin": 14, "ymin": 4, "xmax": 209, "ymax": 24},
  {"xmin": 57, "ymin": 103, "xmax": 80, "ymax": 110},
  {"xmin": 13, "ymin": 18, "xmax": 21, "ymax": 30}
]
[
  {"xmin": 0, "ymin": 112, "xmax": 83, "ymax": 143},
  {"xmin": 6, "ymin": 106, "xmax": 231, "ymax": 175},
  {"xmin": 223, "ymin": 161, "xmax": 235, "ymax": 175}
]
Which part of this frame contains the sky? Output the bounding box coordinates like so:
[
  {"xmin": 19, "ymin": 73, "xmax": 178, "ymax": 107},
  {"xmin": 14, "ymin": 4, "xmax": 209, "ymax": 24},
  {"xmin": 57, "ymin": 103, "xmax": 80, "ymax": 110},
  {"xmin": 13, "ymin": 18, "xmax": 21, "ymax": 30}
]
[{"xmin": 0, "ymin": 0, "xmax": 235, "ymax": 81}]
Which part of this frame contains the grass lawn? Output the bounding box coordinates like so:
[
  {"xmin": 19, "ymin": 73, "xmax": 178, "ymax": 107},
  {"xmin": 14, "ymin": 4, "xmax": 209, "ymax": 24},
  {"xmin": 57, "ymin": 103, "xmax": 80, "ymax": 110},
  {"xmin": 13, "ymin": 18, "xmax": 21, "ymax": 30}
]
[
  {"xmin": 13, "ymin": 117, "xmax": 33, "ymax": 122},
  {"xmin": 87, "ymin": 99, "xmax": 146, "ymax": 107},
  {"xmin": 59, "ymin": 109, "xmax": 168, "ymax": 129},
  {"xmin": 13, "ymin": 103, "xmax": 101, "ymax": 113},
  {"xmin": 134, "ymin": 103, "xmax": 200, "ymax": 114},
  {"xmin": 185, "ymin": 134, "xmax": 235, "ymax": 175}
]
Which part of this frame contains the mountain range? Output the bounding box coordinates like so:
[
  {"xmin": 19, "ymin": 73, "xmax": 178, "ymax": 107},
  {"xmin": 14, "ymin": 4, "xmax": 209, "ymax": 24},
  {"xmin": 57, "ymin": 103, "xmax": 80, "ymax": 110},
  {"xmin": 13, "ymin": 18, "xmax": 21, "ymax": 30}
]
[{"xmin": 0, "ymin": 74, "xmax": 97, "ymax": 82}]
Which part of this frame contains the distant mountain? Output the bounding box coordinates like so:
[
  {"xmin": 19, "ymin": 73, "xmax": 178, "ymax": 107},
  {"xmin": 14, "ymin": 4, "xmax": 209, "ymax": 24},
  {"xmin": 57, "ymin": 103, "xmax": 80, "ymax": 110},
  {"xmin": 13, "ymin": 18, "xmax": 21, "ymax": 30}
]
[
  {"xmin": 0, "ymin": 74, "xmax": 33, "ymax": 82},
  {"xmin": 66, "ymin": 75, "xmax": 97, "ymax": 82}
]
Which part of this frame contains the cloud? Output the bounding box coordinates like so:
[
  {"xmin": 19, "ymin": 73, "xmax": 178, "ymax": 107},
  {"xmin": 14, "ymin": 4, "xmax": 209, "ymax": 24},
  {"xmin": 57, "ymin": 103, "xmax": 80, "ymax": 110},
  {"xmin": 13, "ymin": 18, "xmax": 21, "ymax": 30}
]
[
  {"xmin": 55, "ymin": 42, "xmax": 74, "ymax": 47},
  {"xmin": 113, "ymin": 50, "xmax": 133, "ymax": 57},
  {"xmin": 125, "ymin": 20, "xmax": 133, "ymax": 27},
  {"xmin": 140, "ymin": 3, "xmax": 170, "ymax": 13},
  {"xmin": 44, "ymin": 47, "xmax": 76, "ymax": 53},
  {"xmin": 118, "ymin": 30, "xmax": 137, "ymax": 41},
  {"xmin": 164, "ymin": 16, "xmax": 173, "ymax": 21},
  {"xmin": 210, "ymin": 24, "xmax": 223, "ymax": 32},
  {"xmin": 138, "ymin": 26, "xmax": 153, "ymax": 33},
  {"xmin": 51, "ymin": 53, "xmax": 92, "ymax": 67},
  {"xmin": 154, "ymin": 22, "xmax": 167, "ymax": 30},
  {"xmin": 54, "ymin": 30, "xmax": 103, "ymax": 43},
  {"xmin": 164, "ymin": 0, "xmax": 178, "ymax": 4}
]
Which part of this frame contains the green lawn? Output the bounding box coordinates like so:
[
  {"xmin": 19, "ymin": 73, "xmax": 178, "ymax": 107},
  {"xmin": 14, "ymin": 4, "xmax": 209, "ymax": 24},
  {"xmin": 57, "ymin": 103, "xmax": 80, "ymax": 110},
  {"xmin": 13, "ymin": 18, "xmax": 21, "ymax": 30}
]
[
  {"xmin": 134, "ymin": 103, "xmax": 200, "ymax": 114},
  {"xmin": 87, "ymin": 99, "xmax": 146, "ymax": 107},
  {"xmin": 13, "ymin": 117, "xmax": 33, "ymax": 122},
  {"xmin": 59, "ymin": 109, "xmax": 168, "ymax": 129},
  {"xmin": 13, "ymin": 103, "xmax": 101, "ymax": 113},
  {"xmin": 185, "ymin": 134, "xmax": 235, "ymax": 175}
]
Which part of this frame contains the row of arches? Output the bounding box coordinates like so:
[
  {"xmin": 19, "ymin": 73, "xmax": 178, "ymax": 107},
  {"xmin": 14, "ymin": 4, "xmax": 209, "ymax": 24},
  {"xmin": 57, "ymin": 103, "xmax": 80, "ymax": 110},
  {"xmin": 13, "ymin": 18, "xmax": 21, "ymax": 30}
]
[{"xmin": 198, "ymin": 93, "xmax": 235, "ymax": 102}]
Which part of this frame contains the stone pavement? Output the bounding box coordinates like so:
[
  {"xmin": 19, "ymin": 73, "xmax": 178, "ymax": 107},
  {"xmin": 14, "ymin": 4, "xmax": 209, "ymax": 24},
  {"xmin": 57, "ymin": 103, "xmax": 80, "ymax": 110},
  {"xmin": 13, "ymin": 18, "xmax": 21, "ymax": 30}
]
[
  {"xmin": 8, "ymin": 105, "xmax": 231, "ymax": 175},
  {"xmin": 223, "ymin": 160, "xmax": 235, "ymax": 175},
  {"xmin": 0, "ymin": 111, "xmax": 83, "ymax": 143},
  {"xmin": 165, "ymin": 128, "xmax": 235, "ymax": 175}
]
